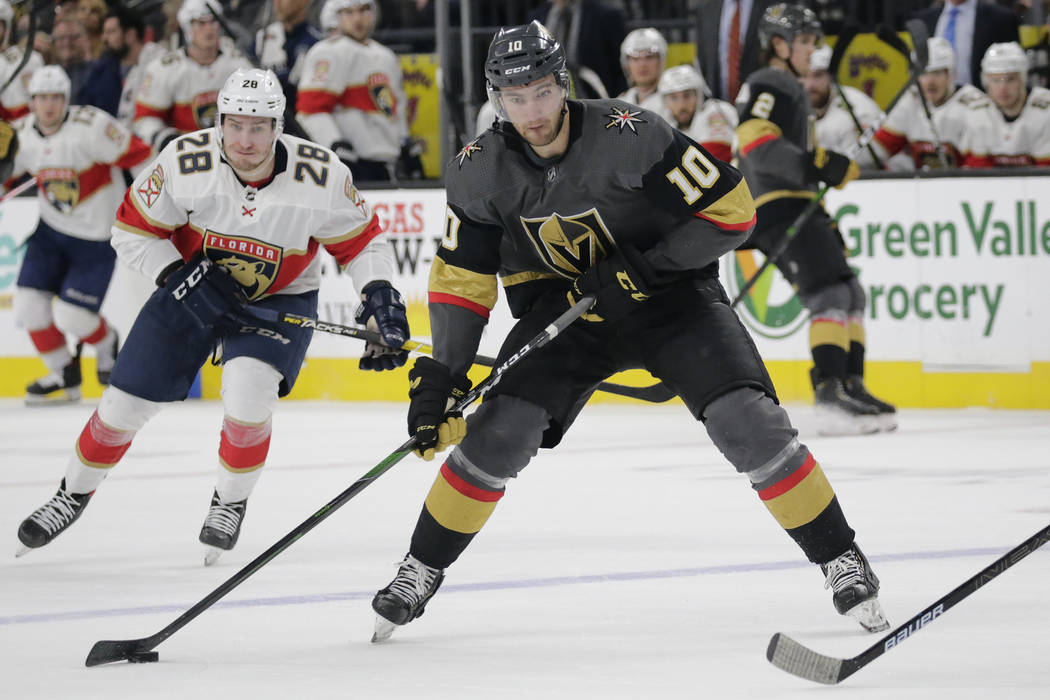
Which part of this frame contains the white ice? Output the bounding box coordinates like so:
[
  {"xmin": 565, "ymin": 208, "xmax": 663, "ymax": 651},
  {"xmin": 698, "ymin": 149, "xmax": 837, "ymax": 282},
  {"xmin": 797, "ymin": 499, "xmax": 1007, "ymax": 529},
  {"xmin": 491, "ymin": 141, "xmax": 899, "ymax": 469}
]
[{"xmin": 2, "ymin": 398, "xmax": 1048, "ymax": 699}]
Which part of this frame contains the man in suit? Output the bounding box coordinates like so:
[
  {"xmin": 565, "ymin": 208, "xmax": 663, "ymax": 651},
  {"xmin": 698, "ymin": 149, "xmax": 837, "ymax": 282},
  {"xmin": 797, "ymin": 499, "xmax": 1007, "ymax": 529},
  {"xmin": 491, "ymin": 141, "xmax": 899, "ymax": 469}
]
[
  {"xmin": 528, "ymin": 0, "xmax": 628, "ymax": 97},
  {"xmin": 696, "ymin": 0, "xmax": 778, "ymax": 102},
  {"xmin": 915, "ymin": 0, "xmax": 1020, "ymax": 87}
]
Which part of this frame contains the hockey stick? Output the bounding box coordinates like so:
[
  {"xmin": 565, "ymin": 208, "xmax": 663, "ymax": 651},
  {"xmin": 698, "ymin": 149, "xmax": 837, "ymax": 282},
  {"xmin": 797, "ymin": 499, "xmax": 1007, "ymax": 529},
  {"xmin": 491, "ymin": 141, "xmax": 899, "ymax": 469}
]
[
  {"xmin": 1, "ymin": 176, "xmax": 36, "ymax": 203},
  {"xmin": 877, "ymin": 22, "xmax": 950, "ymax": 168},
  {"xmin": 236, "ymin": 306, "xmax": 674, "ymax": 403},
  {"xmin": 827, "ymin": 25, "xmax": 884, "ymax": 169},
  {"xmin": 729, "ymin": 47, "xmax": 922, "ymax": 308},
  {"xmin": 767, "ymin": 521, "xmax": 1050, "ymax": 684},
  {"xmin": 84, "ymin": 295, "xmax": 595, "ymax": 667}
]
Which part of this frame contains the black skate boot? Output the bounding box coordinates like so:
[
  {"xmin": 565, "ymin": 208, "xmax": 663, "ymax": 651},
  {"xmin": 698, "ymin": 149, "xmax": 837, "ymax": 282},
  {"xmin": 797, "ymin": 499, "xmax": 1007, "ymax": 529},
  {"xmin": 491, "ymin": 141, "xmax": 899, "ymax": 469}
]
[
  {"xmin": 371, "ymin": 553, "xmax": 446, "ymax": 642},
  {"xmin": 95, "ymin": 328, "xmax": 120, "ymax": 386},
  {"xmin": 16, "ymin": 479, "xmax": 94, "ymax": 556},
  {"xmin": 844, "ymin": 375, "xmax": 897, "ymax": 432},
  {"xmin": 811, "ymin": 370, "xmax": 880, "ymax": 436},
  {"xmin": 821, "ymin": 543, "xmax": 890, "ymax": 633},
  {"xmin": 25, "ymin": 346, "xmax": 82, "ymax": 406},
  {"xmin": 198, "ymin": 491, "xmax": 248, "ymax": 566}
]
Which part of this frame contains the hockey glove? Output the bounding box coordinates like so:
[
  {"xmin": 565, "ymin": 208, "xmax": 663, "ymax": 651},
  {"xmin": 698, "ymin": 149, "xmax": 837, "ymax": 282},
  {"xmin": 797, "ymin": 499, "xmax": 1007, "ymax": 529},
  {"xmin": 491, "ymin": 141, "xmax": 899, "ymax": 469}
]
[
  {"xmin": 153, "ymin": 127, "xmax": 181, "ymax": 152},
  {"xmin": 0, "ymin": 120, "xmax": 17, "ymax": 183},
  {"xmin": 394, "ymin": 138, "xmax": 424, "ymax": 180},
  {"xmin": 806, "ymin": 147, "xmax": 860, "ymax": 189},
  {"xmin": 331, "ymin": 140, "xmax": 356, "ymax": 165},
  {"xmin": 567, "ymin": 249, "xmax": 654, "ymax": 323},
  {"xmin": 163, "ymin": 255, "xmax": 248, "ymax": 330},
  {"xmin": 355, "ymin": 280, "xmax": 409, "ymax": 371},
  {"xmin": 407, "ymin": 357, "xmax": 471, "ymax": 461}
]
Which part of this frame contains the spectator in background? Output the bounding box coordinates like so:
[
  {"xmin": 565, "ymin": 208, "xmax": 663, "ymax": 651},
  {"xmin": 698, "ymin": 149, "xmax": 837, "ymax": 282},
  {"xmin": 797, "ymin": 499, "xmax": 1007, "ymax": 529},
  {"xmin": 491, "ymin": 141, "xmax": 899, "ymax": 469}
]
[
  {"xmin": 0, "ymin": 0, "xmax": 44, "ymax": 122},
  {"xmin": 695, "ymin": 0, "xmax": 777, "ymax": 102},
  {"xmin": 53, "ymin": 19, "xmax": 92, "ymax": 104},
  {"xmin": 915, "ymin": 0, "xmax": 1020, "ymax": 88},
  {"xmin": 254, "ymin": 0, "xmax": 323, "ymax": 121},
  {"xmin": 79, "ymin": 0, "xmax": 108, "ymax": 59},
  {"xmin": 658, "ymin": 63, "xmax": 737, "ymax": 161},
  {"xmin": 617, "ymin": 27, "xmax": 666, "ymax": 111},
  {"xmin": 82, "ymin": 7, "xmax": 165, "ymax": 125},
  {"xmin": 528, "ymin": 0, "xmax": 628, "ymax": 96}
]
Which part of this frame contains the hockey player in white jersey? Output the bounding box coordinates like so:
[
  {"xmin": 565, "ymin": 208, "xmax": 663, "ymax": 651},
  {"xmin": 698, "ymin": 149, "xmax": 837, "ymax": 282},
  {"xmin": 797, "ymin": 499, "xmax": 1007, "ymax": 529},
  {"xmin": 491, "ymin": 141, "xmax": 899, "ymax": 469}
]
[
  {"xmin": 296, "ymin": 0, "xmax": 419, "ymax": 182},
  {"xmin": 960, "ymin": 42, "xmax": 1050, "ymax": 168},
  {"xmin": 802, "ymin": 44, "xmax": 887, "ymax": 171},
  {"xmin": 133, "ymin": 0, "xmax": 251, "ymax": 151},
  {"xmin": 0, "ymin": 0, "xmax": 44, "ymax": 122},
  {"xmin": 7, "ymin": 66, "xmax": 152, "ymax": 405},
  {"xmin": 15, "ymin": 68, "xmax": 410, "ymax": 565},
  {"xmin": 657, "ymin": 64, "xmax": 736, "ymax": 162},
  {"xmin": 872, "ymin": 37, "xmax": 988, "ymax": 169},
  {"xmin": 616, "ymin": 27, "xmax": 666, "ymax": 112}
]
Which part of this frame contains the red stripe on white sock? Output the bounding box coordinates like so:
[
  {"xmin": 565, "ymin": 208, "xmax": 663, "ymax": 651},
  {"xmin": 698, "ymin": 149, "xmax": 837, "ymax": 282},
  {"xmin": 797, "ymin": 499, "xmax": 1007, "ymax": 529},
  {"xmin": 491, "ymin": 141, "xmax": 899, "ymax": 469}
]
[
  {"xmin": 218, "ymin": 417, "xmax": 271, "ymax": 470},
  {"xmin": 77, "ymin": 410, "xmax": 134, "ymax": 466},
  {"xmin": 28, "ymin": 324, "xmax": 66, "ymax": 353},
  {"xmin": 82, "ymin": 318, "xmax": 108, "ymax": 345}
]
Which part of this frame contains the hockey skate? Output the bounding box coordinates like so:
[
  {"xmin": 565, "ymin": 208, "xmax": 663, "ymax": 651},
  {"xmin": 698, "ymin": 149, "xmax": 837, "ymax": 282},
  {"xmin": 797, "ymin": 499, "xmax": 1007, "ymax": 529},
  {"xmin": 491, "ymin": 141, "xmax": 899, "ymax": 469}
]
[
  {"xmin": 94, "ymin": 328, "xmax": 120, "ymax": 386},
  {"xmin": 821, "ymin": 543, "xmax": 890, "ymax": 633},
  {"xmin": 371, "ymin": 553, "xmax": 445, "ymax": 642},
  {"xmin": 25, "ymin": 348, "xmax": 82, "ymax": 406},
  {"xmin": 812, "ymin": 374, "xmax": 880, "ymax": 436},
  {"xmin": 844, "ymin": 375, "xmax": 897, "ymax": 432},
  {"xmin": 16, "ymin": 479, "xmax": 94, "ymax": 556},
  {"xmin": 198, "ymin": 491, "xmax": 248, "ymax": 566}
]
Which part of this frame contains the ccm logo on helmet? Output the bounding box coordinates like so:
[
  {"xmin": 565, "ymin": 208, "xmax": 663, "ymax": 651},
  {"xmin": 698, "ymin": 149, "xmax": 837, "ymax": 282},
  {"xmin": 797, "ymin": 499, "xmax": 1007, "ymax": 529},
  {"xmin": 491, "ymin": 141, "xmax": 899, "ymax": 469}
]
[{"xmin": 504, "ymin": 65, "xmax": 532, "ymax": 75}]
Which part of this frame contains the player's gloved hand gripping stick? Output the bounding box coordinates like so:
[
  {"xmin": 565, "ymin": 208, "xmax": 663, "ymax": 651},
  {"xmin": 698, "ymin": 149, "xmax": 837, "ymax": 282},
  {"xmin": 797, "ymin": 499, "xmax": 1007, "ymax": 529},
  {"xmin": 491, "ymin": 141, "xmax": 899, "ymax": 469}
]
[{"xmin": 84, "ymin": 295, "xmax": 596, "ymax": 668}]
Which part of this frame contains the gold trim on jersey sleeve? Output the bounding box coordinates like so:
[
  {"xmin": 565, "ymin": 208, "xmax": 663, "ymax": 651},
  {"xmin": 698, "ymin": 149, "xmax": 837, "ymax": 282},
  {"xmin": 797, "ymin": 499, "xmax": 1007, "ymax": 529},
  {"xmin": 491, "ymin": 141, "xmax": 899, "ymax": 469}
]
[
  {"xmin": 429, "ymin": 258, "xmax": 498, "ymax": 310},
  {"xmin": 736, "ymin": 118, "xmax": 782, "ymax": 153},
  {"xmin": 314, "ymin": 219, "xmax": 370, "ymax": 245},
  {"xmin": 128, "ymin": 194, "xmax": 178, "ymax": 231},
  {"xmin": 753, "ymin": 189, "xmax": 817, "ymax": 208},
  {"xmin": 500, "ymin": 270, "xmax": 563, "ymax": 287},
  {"xmin": 697, "ymin": 178, "xmax": 756, "ymax": 227}
]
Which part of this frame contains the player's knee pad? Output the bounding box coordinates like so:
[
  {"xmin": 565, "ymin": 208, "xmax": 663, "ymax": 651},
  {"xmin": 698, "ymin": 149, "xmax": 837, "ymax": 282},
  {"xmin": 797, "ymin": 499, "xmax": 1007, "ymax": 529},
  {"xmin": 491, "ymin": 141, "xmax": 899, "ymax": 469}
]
[
  {"xmin": 53, "ymin": 298, "xmax": 102, "ymax": 338},
  {"xmin": 12, "ymin": 287, "xmax": 53, "ymax": 330},
  {"xmin": 451, "ymin": 395, "xmax": 550, "ymax": 487},
  {"xmin": 221, "ymin": 357, "xmax": 282, "ymax": 423},
  {"xmin": 97, "ymin": 385, "xmax": 164, "ymax": 432},
  {"xmin": 702, "ymin": 387, "xmax": 800, "ymax": 476},
  {"xmin": 846, "ymin": 275, "xmax": 866, "ymax": 315},
  {"xmin": 799, "ymin": 280, "xmax": 851, "ymax": 317}
]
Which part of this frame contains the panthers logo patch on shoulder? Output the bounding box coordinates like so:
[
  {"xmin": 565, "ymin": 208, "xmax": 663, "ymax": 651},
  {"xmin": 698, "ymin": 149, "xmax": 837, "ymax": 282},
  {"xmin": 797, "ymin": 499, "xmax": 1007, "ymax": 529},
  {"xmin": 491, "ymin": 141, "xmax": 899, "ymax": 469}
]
[{"xmin": 605, "ymin": 107, "xmax": 646, "ymax": 134}]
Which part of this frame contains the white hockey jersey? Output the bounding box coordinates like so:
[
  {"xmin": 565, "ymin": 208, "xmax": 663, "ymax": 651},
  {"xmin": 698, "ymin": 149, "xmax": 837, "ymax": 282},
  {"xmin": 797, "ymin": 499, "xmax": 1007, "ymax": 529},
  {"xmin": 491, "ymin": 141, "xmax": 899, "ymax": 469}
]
[
  {"xmin": 814, "ymin": 84, "xmax": 884, "ymax": 169},
  {"xmin": 111, "ymin": 130, "xmax": 393, "ymax": 298},
  {"xmin": 10, "ymin": 105, "xmax": 152, "ymax": 240},
  {"xmin": 958, "ymin": 86, "xmax": 1050, "ymax": 167},
  {"xmin": 296, "ymin": 35, "xmax": 408, "ymax": 162},
  {"xmin": 662, "ymin": 98, "xmax": 737, "ymax": 163},
  {"xmin": 616, "ymin": 86, "xmax": 663, "ymax": 113},
  {"xmin": 133, "ymin": 48, "xmax": 251, "ymax": 148},
  {"xmin": 117, "ymin": 42, "xmax": 166, "ymax": 127},
  {"xmin": 872, "ymin": 83, "xmax": 988, "ymax": 169},
  {"xmin": 0, "ymin": 47, "xmax": 44, "ymax": 121}
]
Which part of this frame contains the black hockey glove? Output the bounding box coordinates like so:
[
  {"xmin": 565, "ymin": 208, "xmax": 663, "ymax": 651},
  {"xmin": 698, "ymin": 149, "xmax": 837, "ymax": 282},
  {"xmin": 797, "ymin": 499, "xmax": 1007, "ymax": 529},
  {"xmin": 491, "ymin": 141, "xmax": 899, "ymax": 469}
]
[
  {"xmin": 0, "ymin": 120, "xmax": 17, "ymax": 183},
  {"xmin": 407, "ymin": 357, "xmax": 471, "ymax": 461},
  {"xmin": 162, "ymin": 255, "xmax": 248, "ymax": 330},
  {"xmin": 567, "ymin": 249, "xmax": 655, "ymax": 323},
  {"xmin": 331, "ymin": 140, "xmax": 356, "ymax": 165},
  {"xmin": 355, "ymin": 280, "xmax": 409, "ymax": 371},
  {"xmin": 806, "ymin": 147, "xmax": 860, "ymax": 189},
  {"xmin": 153, "ymin": 127, "xmax": 180, "ymax": 152},
  {"xmin": 394, "ymin": 138, "xmax": 424, "ymax": 180}
]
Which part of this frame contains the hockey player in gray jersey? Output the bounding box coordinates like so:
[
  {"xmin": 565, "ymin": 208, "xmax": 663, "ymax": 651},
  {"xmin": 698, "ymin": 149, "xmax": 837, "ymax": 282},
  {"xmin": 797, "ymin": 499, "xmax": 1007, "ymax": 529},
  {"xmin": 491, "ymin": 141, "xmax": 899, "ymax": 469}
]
[
  {"xmin": 370, "ymin": 20, "xmax": 888, "ymax": 643},
  {"xmin": 735, "ymin": 3, "xmax": 895, "ymax": 435}
]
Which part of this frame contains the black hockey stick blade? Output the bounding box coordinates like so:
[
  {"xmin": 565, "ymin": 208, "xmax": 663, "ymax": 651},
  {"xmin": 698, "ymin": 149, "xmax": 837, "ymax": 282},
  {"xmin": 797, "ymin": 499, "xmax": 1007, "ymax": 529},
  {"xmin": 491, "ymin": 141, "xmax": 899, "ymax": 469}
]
[
  {"xmin": 875, "ymin": 24, "xmax": 912, "ymax": 63},
  {"xmin": 767, "ymin": 521, "xmax": 1050, "ymax": 685},
  {"xmin": 904, "ymin": 19, "xmax": 931, "ymax": 73},
  {"xmin": 86, "ymin": 638, "xmax": 159, "ymax": 667},
  {"xmin": 828, "ymin": 24, "xmax": 859, "ymax": 77}
]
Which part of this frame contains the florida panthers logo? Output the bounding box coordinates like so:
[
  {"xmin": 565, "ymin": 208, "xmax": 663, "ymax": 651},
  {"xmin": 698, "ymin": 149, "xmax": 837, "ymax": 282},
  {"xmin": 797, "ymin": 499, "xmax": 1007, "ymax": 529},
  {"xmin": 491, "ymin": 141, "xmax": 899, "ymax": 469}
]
[
  {"xmin": 38, "ymin": 168, "xmax": 80, "ymax": 213},
  {"xmin": 367, "ymin": 73, "xmax": 396, "ymax": 116},
  {"xmin": 203, "ymin": 232, "xmax": 282, "ymax": 300},
  {"xmin": 519, "ymin": 208, "xmax": 618, "ymax": 278},
  {"xmin": 192, "ymin": 90, "xmax": 220, "ymax": 128}
]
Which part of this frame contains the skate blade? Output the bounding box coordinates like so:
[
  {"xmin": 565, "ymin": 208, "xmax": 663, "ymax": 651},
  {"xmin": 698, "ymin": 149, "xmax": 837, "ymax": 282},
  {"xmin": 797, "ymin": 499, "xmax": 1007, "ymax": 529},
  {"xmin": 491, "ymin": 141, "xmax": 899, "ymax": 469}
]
[
  {"xmin": 15, "ymin": 543, "xmax": 33, "ymax": 558},
  {"xmin": 846, "ymin": 598, "xmax": 890, "ymax": 633},
  {"xmin": 876, "ymin": 413, "xmax": 898, "ymax": 432},
  {"xmin": 372, "ymin": 615, "xmax": 398, "ymax": 643},
  {"xmin": 816, "ymin": 413, "xmax": 880, "ymax": 437},
  {"xmin": 24, "ymin": 389, "xmax": 82, "ymax": 407},
  {"xmin": 202, "ymin": 545, "xmax": 225, "ymax": 566}
]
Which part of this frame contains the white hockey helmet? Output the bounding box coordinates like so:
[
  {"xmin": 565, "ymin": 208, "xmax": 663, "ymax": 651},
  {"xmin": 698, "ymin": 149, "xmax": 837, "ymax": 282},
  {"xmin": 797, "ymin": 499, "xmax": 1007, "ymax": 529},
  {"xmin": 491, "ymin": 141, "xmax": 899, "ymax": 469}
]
[
  {"xmin": 620, "ymin": 28, "xmax": 668, "ymax": 73},
  {"xmin": 658, "ymin": 64, "xmax": 707, "ymax": 96},
  {"xmin": 0, "ymin": 0, "xmax": 13, "ymax": 45},
  {"xmin": 215, "ymin": 68, "xmax": 286, "ymax": 152},
  {"xmin": 320, "ymin": 0, "xmax": 341, "ymax": 32},
  {"xmin": 809, "ymin": 44, "xmax": 832, "ymax": 73},
  {"xmin": 981, "ymin": 42, "xmax": 1028, "ymax": 85},
  {"xmin": 178, "ymin": 0, "xmax": 223, "ymax": 43},
  {"xmin": 923, "ymin": 37, "xmax": 955, "ymax": 75},
  {"xmin": 28, "ymin": 65, "xmax": 71, "ymax": 101}
]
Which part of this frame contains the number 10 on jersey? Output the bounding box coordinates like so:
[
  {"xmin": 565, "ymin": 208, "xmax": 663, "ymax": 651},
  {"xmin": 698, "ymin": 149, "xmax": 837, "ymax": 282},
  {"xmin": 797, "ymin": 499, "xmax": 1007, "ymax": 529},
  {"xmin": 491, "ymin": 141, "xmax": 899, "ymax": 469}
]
[{"xmin": 666, "ymin": 145, "xmax": 720, "ymax": 205}]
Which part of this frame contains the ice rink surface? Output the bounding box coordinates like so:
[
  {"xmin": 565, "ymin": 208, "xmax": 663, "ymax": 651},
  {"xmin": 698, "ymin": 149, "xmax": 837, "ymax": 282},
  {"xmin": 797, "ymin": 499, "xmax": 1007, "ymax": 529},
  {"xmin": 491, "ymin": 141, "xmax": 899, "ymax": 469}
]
[{"xmin": 2, "ymin": 397, "xmax": 1048, "ymax": 699}]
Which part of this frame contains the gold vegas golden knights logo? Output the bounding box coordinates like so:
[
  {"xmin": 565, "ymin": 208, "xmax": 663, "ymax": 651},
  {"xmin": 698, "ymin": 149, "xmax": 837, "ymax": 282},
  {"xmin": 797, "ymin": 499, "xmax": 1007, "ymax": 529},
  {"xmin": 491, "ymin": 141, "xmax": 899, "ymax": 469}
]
[
  {"xmin": 519, "ymin": 208, "xmax": 617, "ymax": 278},
  {"xmin": 203, "ymin": 232, "xmax": 282, "ymax": 300}
]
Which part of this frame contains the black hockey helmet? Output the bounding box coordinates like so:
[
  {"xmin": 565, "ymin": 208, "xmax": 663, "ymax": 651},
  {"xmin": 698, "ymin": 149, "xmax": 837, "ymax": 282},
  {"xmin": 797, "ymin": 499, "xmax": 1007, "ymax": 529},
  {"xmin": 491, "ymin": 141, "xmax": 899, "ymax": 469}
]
[
  {"xmin": 758, "ymin": 3, "xmax": 823, "ymax": 50},
  {"xmin": 485, "ymin": 21, "xmax": 569, "ymax": 91}
]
